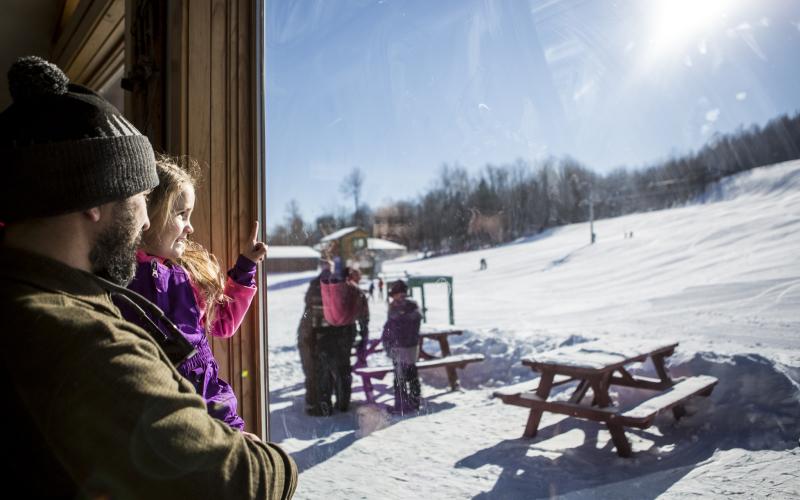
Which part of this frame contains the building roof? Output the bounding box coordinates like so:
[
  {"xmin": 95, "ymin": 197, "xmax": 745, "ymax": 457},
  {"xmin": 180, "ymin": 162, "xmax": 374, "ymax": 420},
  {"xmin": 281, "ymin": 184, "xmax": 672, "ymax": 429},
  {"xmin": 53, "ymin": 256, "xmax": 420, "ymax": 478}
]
[
  {"xmin": 267, "ymin": 246, "xmax": 321, "ymax": 259},
  {"xmin": 319, "ymin": 226, "xmax": 362, "ymax": 242},
  {"xmin": 368, "ymin": 237, "xmax": 407, "ymax": 251}
]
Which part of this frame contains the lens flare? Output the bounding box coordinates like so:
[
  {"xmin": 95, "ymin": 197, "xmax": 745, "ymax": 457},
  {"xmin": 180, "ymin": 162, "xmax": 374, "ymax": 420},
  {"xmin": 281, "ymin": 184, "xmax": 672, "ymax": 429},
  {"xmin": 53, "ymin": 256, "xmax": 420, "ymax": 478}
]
[{"xmin": 648, "ymin": 0, "xmax": 739, "ymax": 57}]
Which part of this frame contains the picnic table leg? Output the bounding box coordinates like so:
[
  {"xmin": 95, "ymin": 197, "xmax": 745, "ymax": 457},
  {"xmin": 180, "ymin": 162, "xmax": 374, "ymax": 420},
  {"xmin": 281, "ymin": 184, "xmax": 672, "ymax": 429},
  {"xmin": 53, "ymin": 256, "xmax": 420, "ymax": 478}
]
[
  {"xmin": 651, "ymin": 353, "xmax": 673, "ymax": 385},
  {"xmin": 523, "ymin": 372, "xmax": 554, "ymax": 438},
  {"xmin": 361, "ymin": 375, "xmax": 375, "ymax": 404},
  {"xmin": 417, "ymin": 337, "xmax": 435, "ymax": 360},
  {"xmin": 569, "ymin": 379, "xmax": 590, "ymax": 404},
  {"xmin": 608, "ymin": 421, "xmax": 632, "ymax": 457},
  {"xmin": 589, "ymin": 374, "xmax": 613, "ymax": 408},
  {"xmin": 651, "ymin": 353, "xmax": 688, "ymax": 420},
  {"xmin": 437, "ymin": 337, "xmax": 460, "ymax": 391},
  {"xmin": 590, "ymin": 375, "xmax": 633, "ymax": 456}
]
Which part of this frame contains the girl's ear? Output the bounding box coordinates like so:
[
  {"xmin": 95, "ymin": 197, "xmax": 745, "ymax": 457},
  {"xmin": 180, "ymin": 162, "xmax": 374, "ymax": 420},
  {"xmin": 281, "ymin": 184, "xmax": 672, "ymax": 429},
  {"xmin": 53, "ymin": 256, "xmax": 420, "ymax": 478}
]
[{"xmin": 83, "ymin": 207, "xmax": 102, "ymax": 222}]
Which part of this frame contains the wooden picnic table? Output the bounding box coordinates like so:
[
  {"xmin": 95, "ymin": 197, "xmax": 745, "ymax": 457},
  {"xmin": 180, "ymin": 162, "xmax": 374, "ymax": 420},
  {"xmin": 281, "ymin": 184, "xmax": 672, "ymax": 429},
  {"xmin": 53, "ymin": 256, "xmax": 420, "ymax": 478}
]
[
  {"xmin": 355, "ymin": 324, "xmax": 484, "ymax": 404},
  {"xmin": 418, "ymin": 324, "xmax": 463, "ymax": 386},
  {"xmin": 495, "ymin": 339, "xmax": 717, "ymax": 457}
]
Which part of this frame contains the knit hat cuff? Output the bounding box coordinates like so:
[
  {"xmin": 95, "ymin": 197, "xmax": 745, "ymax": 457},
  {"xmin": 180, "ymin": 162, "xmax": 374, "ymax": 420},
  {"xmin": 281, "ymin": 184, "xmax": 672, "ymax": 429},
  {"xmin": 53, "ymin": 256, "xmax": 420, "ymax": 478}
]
[{"xmin": 1, "ymin": 135, "xmax": 157, "ymax": 221}]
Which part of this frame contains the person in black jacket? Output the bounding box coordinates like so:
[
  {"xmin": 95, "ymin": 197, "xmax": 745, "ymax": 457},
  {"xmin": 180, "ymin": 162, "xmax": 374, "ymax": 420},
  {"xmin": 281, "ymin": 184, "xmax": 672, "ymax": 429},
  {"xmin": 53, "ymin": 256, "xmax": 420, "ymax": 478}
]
[{"xmin": 297, "ymin": 260, "xmax": 328, "ymax": 415}]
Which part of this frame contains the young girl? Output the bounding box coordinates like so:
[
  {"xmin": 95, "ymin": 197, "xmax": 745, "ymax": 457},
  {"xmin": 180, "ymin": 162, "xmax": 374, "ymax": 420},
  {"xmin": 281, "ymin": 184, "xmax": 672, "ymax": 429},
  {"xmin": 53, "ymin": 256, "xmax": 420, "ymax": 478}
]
[
  {"xmin": 381, "ymin": 280, "xmax": 422, "ymax": 414},
  {"xmin": 118, "ymin": 157, "xmax": 266, "ymax": 431}
]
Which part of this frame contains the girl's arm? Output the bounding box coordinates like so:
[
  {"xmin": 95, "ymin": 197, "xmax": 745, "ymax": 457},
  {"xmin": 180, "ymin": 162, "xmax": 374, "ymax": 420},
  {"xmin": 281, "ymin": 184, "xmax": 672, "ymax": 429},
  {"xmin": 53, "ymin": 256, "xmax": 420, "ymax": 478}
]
[
  {"xmin": 210, "ymin": 255, "xmax": 257, "ymax": 338},
  {"xmin": 210, "ymin": 221, "xmax": 267, "ymax": 338}
]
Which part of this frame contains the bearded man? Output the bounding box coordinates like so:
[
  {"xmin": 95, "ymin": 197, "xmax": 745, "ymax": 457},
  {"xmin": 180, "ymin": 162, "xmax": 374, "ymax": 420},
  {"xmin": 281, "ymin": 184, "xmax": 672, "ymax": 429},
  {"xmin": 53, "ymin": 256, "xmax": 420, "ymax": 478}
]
[{"xmin": 0, "ymin": 56, "xmax": 296, "ymax": 499}]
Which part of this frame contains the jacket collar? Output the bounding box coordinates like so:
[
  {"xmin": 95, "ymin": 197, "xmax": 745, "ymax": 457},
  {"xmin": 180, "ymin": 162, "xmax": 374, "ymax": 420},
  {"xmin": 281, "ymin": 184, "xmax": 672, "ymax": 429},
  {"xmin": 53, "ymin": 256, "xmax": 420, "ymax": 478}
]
[
  {"xmin": 136, "ymin": 249, "xmax": 166, "ymax": 264},
  {"xmin": 0, "ymin": 245, "xmax": 120, "ymax": 316}
]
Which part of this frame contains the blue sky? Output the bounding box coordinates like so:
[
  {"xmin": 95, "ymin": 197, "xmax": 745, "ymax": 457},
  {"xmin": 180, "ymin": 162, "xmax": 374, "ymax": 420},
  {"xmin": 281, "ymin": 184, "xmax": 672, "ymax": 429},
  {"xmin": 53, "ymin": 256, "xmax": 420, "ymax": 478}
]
[{"xmin": 265, "ymin": 0, "xmax": 800, "ymax": 227}]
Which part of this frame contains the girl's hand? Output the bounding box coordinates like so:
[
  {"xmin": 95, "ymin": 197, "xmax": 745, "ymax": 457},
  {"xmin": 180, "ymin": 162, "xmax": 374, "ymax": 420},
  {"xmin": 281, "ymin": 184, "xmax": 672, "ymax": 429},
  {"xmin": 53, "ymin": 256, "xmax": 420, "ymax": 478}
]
[{"xmin": 243, "ymin": 221, "xmax": 267, "ymax": 263}]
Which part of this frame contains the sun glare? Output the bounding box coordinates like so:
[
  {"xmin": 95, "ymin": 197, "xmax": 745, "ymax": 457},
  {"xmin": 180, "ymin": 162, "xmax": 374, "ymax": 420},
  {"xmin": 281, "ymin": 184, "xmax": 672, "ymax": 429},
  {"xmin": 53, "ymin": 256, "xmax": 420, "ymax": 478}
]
[{"xmin": 648, "ymin": 0, "xmax": 739, "ymax": 56}]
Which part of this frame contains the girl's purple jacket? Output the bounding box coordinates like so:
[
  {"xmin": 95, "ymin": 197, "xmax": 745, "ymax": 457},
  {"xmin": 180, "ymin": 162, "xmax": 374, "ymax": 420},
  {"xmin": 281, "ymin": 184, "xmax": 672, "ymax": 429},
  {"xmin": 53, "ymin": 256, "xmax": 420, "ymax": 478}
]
[{"xmin": 117, "ymin": 250, "xmax": 257, "ymax": 430}]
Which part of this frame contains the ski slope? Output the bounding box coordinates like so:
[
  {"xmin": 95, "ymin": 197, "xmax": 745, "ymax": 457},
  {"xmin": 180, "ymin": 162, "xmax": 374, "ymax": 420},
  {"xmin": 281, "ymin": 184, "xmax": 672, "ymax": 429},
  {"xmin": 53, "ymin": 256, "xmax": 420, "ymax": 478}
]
[{"xmin": 265, "ymin": 160, "xmax": 800, "ymax": 499}]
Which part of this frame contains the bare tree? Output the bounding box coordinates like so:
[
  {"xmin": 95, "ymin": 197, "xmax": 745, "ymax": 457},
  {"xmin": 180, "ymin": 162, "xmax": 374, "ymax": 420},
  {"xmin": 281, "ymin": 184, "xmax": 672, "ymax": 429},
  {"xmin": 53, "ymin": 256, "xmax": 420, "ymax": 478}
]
[
  {"xmin": 285, "ymin": 199, "xmax": 306, "ymax": 242},
  {"xmin": 340, "ymin": 167, "xmax": 365, "ymax": 218}
]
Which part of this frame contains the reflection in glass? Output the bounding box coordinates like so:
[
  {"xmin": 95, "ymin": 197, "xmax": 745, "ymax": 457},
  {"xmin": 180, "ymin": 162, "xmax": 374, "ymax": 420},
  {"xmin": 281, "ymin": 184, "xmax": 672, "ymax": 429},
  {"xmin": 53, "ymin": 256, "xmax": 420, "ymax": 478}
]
[{"xmin": 264, "ymin": 1, "xmax": 800, "ymax": 496}]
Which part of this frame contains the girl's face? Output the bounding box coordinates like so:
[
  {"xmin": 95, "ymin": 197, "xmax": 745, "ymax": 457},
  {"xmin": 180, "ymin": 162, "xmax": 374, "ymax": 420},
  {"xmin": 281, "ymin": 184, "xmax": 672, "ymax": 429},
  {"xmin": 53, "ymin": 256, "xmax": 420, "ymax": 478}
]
[{"xmin": 149, "ymin": 183, "xmax": 195, "ymax": 260}]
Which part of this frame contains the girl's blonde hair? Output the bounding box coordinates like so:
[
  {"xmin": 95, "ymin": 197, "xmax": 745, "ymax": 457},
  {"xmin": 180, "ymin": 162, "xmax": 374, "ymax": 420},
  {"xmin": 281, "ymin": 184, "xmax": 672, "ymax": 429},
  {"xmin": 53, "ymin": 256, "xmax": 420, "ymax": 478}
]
[{"xmin": 143, "ymin": 155, "xmax": 228, "ymax": 327}]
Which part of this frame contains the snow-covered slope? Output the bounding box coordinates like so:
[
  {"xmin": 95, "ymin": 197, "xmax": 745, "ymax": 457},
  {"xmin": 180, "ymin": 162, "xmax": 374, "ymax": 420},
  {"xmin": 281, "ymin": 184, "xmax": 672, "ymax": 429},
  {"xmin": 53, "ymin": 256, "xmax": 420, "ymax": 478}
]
[{"xmin": 266, "ymin": 160, "xmax": 800, "ymax": 499}]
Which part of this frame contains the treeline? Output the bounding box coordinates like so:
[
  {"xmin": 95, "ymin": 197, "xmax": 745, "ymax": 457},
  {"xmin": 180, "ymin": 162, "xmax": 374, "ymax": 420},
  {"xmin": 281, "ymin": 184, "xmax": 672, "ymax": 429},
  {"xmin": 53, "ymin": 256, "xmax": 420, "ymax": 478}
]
[{"xmin": 268, "ymin": 111, "xmax": 800, "ymax": 253}]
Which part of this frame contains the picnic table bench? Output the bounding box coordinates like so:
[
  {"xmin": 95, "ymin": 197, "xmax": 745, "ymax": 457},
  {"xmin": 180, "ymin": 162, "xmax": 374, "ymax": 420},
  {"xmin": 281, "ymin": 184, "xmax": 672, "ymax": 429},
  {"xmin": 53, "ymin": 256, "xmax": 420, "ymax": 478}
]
[
  {"xmin": 494, "ymin": 339, "xmax": 717, "ymax": 457},
  {"xmin": 354, "ymin": 324, "xmax": 484, "ymax": 404}
]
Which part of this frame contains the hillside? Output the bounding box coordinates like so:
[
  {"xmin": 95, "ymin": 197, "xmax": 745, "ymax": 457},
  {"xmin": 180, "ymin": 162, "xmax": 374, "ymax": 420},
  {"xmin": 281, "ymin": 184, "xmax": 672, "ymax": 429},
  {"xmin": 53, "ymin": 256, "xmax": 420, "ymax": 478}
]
[{"xmin": 266, "ymin": 160, "xmax": 800, "ymax": 499}]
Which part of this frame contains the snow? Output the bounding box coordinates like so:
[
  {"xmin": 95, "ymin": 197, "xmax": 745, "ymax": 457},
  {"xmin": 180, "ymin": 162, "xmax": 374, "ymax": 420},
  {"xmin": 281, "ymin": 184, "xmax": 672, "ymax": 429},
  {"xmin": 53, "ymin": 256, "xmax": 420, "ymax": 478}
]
[
  {"xmin": 522, "ymin": 339, "xmax": 678, "ymax": 370},
  {"xmin": 266, "ymin": 160, "xmax": 800, "ymax": 499},
  {"xmin": 367, "ymin": 237, "xmax": 407, "ymax": 251},
  {"xmin": 320, "ymin": 226, "xmax": 361, "ymax": 242},
  {"xmin": 267, "ymin": 246, "xmax": 320, "ymax": 259}
]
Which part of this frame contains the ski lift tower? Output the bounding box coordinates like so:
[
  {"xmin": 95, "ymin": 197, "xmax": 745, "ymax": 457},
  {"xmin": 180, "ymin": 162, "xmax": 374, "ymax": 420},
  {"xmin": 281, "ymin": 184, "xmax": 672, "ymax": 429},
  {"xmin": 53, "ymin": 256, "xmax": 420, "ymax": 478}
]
[{"xmin": 406, "ymin": 275, "xmax": 455, "ymax": 325}]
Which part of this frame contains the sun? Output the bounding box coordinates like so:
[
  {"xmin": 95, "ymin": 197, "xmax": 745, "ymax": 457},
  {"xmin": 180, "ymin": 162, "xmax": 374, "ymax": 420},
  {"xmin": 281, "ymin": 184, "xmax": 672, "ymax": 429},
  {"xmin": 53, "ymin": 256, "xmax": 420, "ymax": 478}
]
[{"xmin": 647, "ymin": 0, "xmax": 739, "ymax": 57}]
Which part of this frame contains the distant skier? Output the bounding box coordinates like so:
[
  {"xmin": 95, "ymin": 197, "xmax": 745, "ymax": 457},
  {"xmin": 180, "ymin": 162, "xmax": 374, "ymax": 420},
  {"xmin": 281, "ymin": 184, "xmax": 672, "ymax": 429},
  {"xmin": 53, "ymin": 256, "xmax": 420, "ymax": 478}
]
[
  {"xmin": 378, "ymin": 277, "xmax": 384, "ymax": 300},
  {"xmin": 368, "ymin": 280, "xmax": 375, "ymax": 300},
  {"xmin": 479, "ymin": 258, "xmax": 487, "ymax": 271}
]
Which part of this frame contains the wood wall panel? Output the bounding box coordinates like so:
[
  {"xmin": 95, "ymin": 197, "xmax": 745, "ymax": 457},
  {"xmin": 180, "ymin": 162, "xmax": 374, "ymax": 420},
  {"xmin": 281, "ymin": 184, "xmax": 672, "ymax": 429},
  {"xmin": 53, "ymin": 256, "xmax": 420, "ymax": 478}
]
[{"xmin": 53, "ymin": 0, "xmax": 124, "ymax": 86}]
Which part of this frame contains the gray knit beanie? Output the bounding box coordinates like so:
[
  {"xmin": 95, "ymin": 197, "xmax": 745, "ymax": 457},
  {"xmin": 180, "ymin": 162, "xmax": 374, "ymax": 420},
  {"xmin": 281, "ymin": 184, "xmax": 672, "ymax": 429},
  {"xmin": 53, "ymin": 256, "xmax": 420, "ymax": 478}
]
[{"xmin": 0, "ymin": 56, "xmax": 158, "ymax": 222}]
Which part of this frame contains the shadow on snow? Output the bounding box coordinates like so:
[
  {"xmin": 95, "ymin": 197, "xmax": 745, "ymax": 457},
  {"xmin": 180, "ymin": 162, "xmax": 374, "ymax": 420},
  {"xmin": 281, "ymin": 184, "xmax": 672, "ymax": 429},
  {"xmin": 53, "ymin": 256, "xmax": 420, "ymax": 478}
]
[{"xmin": 456, "ymin": 353, "xmax": 800, "ymax": 499}]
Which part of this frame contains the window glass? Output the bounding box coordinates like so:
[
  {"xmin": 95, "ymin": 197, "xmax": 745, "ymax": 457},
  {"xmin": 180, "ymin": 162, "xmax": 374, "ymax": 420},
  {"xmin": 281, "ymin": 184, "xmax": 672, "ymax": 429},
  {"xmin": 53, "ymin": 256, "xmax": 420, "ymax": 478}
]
[{"xmin": 264, "ymin": 1, "xmax": 800, "ymax": 496}]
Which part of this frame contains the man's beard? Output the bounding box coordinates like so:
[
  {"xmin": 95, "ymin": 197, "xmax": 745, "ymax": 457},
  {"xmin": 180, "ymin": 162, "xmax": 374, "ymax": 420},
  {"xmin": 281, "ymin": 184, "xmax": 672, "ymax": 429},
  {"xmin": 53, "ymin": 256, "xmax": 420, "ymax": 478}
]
[{"xmin": 89, "ymin": 201, "xmax": 142, "ymax": 286}]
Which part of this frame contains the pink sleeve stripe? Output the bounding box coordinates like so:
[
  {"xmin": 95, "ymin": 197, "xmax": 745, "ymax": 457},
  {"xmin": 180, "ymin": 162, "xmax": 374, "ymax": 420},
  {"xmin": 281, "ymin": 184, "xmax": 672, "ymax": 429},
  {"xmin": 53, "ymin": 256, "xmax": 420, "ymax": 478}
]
[{"xmin": 209, "ymin": 277, "xmax": 257, "ymax": 338}]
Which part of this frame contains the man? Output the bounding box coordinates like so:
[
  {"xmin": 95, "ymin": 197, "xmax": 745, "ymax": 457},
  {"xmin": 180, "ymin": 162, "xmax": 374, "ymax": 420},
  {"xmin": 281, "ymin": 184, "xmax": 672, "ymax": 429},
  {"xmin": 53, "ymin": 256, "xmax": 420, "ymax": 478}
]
[
  {"xmin": 0, "ymin": 56, "xmax": 296, "ymax": 498},
  {"xmin": 297, "ymin": 259, "xmax": 329, "ymax": 415},
  {"xmin": 298, "ymin": 261, "xmax": 360, "ymax": 415}
]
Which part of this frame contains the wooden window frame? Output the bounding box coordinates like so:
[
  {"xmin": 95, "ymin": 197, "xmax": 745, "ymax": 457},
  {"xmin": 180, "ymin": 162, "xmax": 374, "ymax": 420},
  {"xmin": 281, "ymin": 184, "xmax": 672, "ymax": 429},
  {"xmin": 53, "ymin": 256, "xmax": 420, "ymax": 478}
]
[{"xmin": 159, "ymin": 0, "xmax": 268, "ymax": 438}]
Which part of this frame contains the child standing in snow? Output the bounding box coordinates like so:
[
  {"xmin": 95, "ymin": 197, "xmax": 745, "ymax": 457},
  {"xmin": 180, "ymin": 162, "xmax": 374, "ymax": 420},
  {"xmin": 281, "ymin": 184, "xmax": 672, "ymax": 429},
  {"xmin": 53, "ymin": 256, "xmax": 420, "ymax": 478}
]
[
  {"xmin": 117, "ymin": 157, "xmax": 267, "ymax": 431},
  {"xmin": 381, "ymin": 280, "xmax": 422, "ymax": 413}
]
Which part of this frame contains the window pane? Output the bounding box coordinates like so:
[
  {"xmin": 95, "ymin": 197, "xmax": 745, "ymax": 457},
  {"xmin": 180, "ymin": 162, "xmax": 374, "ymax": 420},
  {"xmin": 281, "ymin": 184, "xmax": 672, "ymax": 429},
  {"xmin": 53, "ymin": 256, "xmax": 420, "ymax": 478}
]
[{"xmin": 265, "ymin": 1, "xmax": 800, "ymax": 496}]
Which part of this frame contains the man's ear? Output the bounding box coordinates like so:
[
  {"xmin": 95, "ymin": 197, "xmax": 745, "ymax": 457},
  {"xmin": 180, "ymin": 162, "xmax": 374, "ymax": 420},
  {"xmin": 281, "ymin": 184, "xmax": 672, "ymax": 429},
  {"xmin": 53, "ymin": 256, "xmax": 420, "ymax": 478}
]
[{"xmin": 83, "ymin": 207, "xmax": 102, "ymax": 222}]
